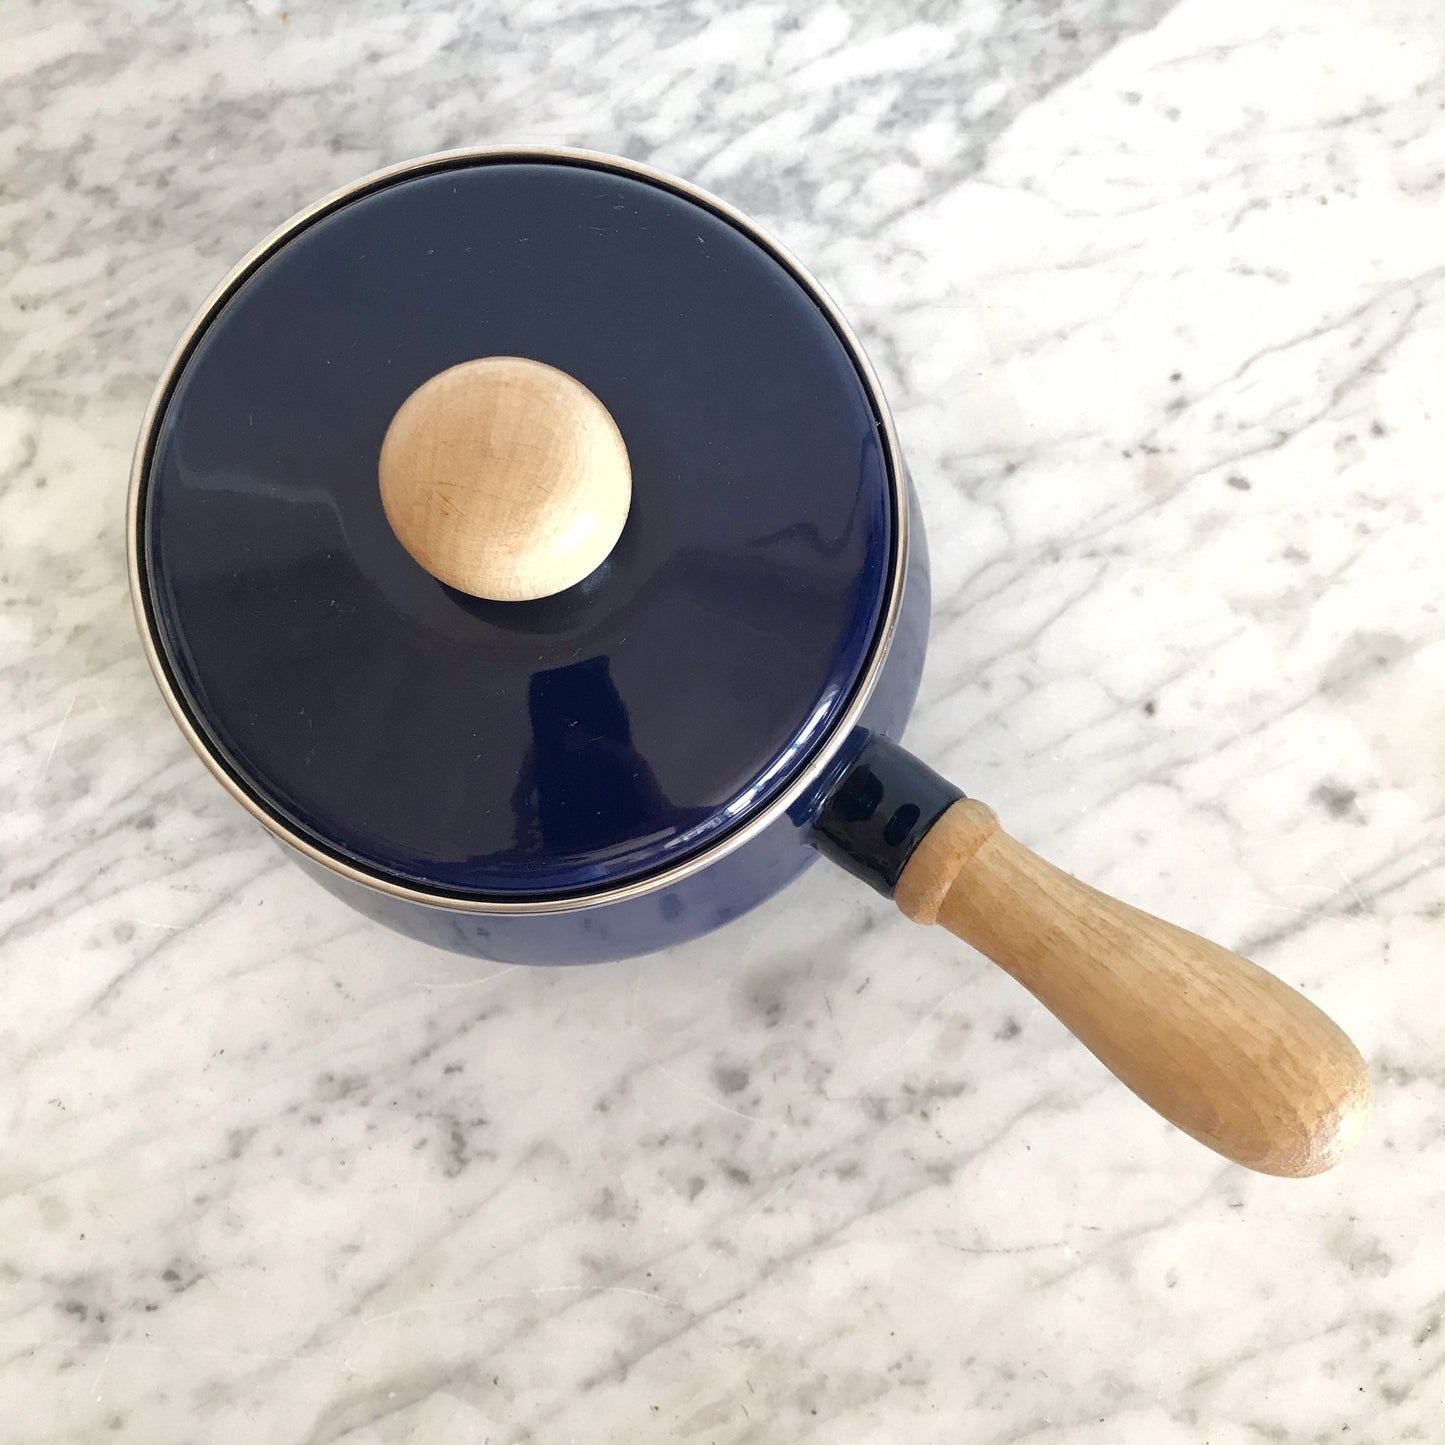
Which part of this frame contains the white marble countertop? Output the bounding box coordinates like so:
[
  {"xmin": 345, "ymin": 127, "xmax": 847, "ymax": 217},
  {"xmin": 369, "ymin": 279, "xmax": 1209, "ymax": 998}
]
[{"xmin": 3, "ymin": 0, "xmax": 1442, "ymax": 1439}]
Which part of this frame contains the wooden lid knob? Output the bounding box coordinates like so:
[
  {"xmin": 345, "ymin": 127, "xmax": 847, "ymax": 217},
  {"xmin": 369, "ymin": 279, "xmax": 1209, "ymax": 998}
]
[{"xmin": 378, "ymin": 356, "xmax": 632, "ymax": 602}]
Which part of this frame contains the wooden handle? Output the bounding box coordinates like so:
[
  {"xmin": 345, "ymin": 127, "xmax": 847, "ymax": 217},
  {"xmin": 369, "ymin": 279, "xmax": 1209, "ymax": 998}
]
[{"xmin": 897, "ymin": 800, "xmax": 1370, "ymax": 1176}]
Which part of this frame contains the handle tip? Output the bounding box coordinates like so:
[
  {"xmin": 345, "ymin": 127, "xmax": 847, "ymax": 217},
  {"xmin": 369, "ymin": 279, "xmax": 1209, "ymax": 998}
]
[{"xmin": 1248, "ymin": 1053, "xmax": 1372, "ymax": 1179}]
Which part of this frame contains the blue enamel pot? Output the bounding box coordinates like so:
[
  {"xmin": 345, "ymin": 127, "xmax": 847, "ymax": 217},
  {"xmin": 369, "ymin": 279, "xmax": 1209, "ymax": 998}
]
[{"xmin": 130, "ymin": 149, "xmax": 1369, "ymax": 1176}]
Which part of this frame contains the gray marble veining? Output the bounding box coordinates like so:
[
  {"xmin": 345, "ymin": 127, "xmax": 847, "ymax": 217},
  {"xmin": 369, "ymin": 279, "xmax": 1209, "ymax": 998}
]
[{"xmin": 2, "ymin": 0, "xmax": 1443, "ymax": 1440}]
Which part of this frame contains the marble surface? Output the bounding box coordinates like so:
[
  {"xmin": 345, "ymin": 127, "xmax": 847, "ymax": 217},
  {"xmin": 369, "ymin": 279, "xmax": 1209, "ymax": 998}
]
[{"xmin": 2, "ymin": 0, "xmax": 1442, "ymax": 1439}]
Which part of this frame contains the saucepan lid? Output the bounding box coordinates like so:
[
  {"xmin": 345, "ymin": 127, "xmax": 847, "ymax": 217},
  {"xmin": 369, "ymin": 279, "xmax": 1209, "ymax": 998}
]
[{"xmin": 131, "ymin": 149, "xmax": 906, "ymax": 905}]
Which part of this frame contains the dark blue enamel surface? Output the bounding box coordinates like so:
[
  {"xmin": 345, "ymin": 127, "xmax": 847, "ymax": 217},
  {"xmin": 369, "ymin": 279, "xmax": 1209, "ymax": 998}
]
[
  {"xmin": 810, "ymin": 732, "xmax": 962, "ymax": 897},
  {"xmin": 297, "ymin": 478, "xmax": 932, "ymax": 964},
  {"xmin": 142, "ymin": 158, "xmax": 894, "ymax": 898}
]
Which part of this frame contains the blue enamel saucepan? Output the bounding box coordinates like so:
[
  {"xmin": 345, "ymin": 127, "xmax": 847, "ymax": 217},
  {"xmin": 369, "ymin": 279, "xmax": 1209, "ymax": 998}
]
[{"xmin": 129, "ymin": 148, "xmax": 1369, "ymax": 1176}]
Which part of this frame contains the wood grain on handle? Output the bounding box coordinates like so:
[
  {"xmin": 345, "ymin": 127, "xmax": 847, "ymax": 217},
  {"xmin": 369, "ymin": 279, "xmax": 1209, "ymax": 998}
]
[{"xmin": 896, "ymin": 800, "xmax": 1370, "ymax": 1176}]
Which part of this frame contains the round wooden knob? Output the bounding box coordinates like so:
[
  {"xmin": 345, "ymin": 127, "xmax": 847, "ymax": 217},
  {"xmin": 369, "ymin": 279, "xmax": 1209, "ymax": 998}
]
[{"xmin": 378, "ymin": 356, "xmax": 632, "ymax": 602}]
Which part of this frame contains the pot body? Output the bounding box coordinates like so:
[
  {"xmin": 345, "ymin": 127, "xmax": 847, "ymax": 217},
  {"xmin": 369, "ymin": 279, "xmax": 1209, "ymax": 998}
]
[
  {"xmin": 134, "ymin": 149, "xmax": 926, "ymax": 962},
  {"xmin": 294, "ymin": 480, "xmax": 930, "ymax": 963}
]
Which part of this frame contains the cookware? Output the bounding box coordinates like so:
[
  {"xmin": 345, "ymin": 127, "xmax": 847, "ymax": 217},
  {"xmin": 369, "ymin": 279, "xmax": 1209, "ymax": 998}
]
[{"xmin": 129, "ymin": 148, "xmax": 1370, "ymax": 1177}]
